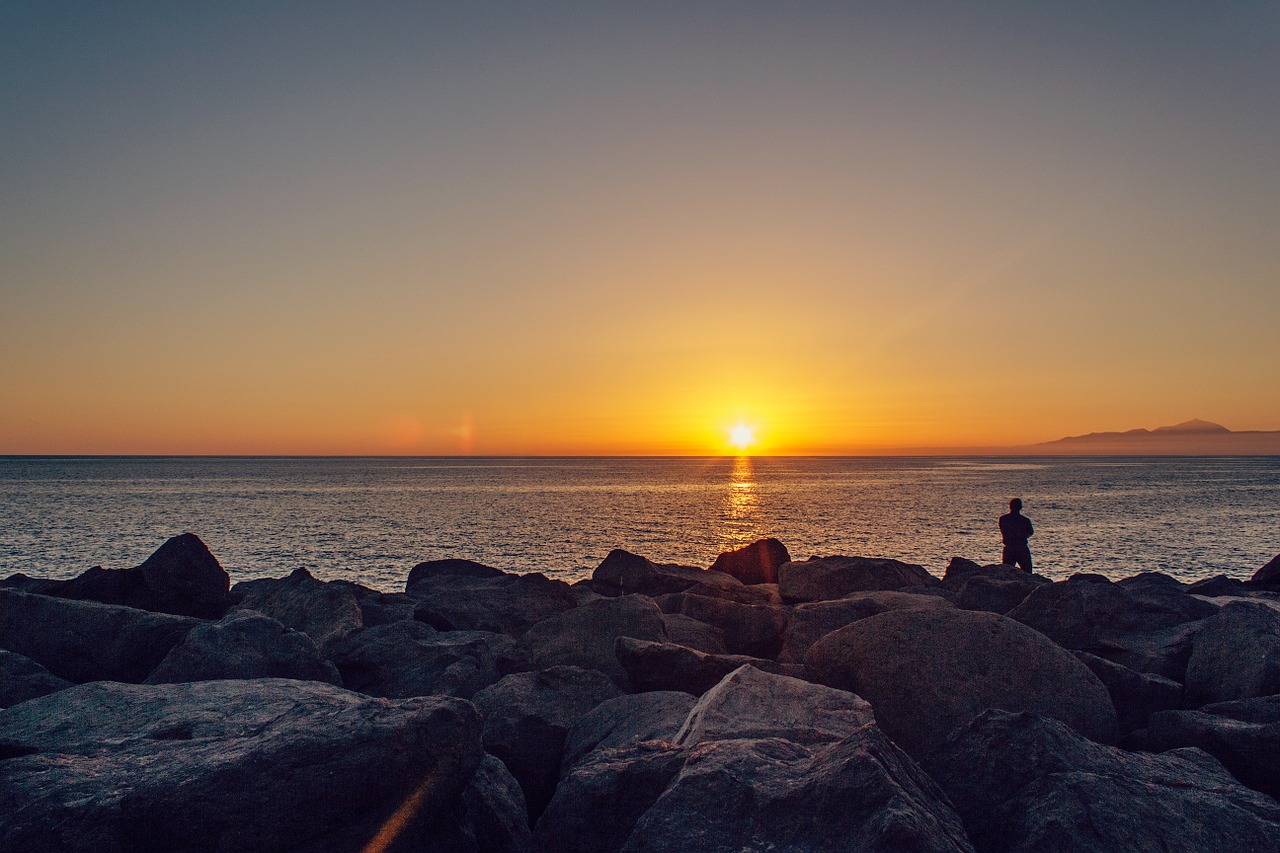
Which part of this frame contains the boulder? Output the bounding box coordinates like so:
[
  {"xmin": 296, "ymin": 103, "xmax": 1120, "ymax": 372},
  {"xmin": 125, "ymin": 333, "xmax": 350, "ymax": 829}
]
[
  {"xmin": 673, "ymin": 664, "xmax": 875, "ymax": 747},
  {"xmin": 520, "ymin": 595, "xmax": 668, "ymax": 688},
  {"xmin": 653, "ymin": 592, "xmax": 786, "ymax": 658},
  {"xmin": 0, "ymin": 650, "xmax": 72, "ymax": 708},
  {"xmin": 0, "ymin": 679, "xmax": 484, "ymax": 853},
  {"xmin": 1183, "ymin": 601, "xmax": 1280, "ymax": 707},
  {"xmin": 1249, "ymin": 553, "xmax": 1280, "ymax": 590},
  {"xmin": 778, "ymin": 555, "xmax": 942, "ymax": 603},
  {"xmin": 615, "ymin": 638, "xmax": 803, "ymax": 696},
  {"xmin": 144, "ymin": 610, "xmax": 342, "ymax": 686},
  {"xmin": 1071, "ymin": 651, "xmax": 1182, "ymax": 735},
  {"xmin": 1147, "ymin": 696, "xmax": 1280, "ymax": 800},
  {"xmin": 473, "ymin": 666, "xmax": 624, "ymax": 824},
  {"xmin": 659, "ymin": 613, "xmax": 727, "ymax": 654},
  {"xmin": 1188, "ymin": 574, "xmax": 1249, "ymax": 597},
  {"xmin": 1007, "ymin": 572, "xmax": 1217, "ymax": 680},
  {"xmin": 447, "ymin": 753, "xmax": 534, "ymax": 853},
  {"xmin": 408, "ymin": 567, "xmax": 578, "ymax": 637},
  {"xmin": 806, "ymin": 607, "xmax": 1116, "ymax": 760},
  {"xmin": 6, "ymin": 533, "xmax": 231, "ymax": 619},
  {"xmin": 329, "ymin": 620, "xmax": 524, "ymax": 700},
  {"xmin": 231, "ymin": 567, "xmax": 364, "ymax": 652},
  {"xmin": 590, "ymin": 549, "xmax": 744, "ymax": 599},
  {"xmin": 0, "ymin": 589, "xmax": 197, "ymax": 683},
  {"xmin": 561, "ymin": 691, "xmax": 697, "ymax": 773},
  {"xmin": 926, "ymin": 709, "xmax": 1280, "ymax": 853},
  {"xmin": 707, "ymin": 538, "xmax": 791, "ymax": 585},
  {"xmin": 778, "ymin": 590, "xmax": 953, "ymax": 664},
  {"xmin": 329, "ymin": 580, "xmax": 418, "ymax": 626}
]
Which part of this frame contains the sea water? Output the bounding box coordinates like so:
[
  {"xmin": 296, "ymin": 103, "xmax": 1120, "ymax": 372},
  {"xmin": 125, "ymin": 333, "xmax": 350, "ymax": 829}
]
[{"xmin": 1, "ymin": 456, "xmax": 1277, "ymax": 592}]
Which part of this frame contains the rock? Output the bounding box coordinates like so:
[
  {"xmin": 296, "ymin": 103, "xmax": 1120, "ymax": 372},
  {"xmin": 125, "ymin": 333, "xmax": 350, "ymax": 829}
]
[
  {"xmin": 521, "ymin": 595, "xmax": 668, "ymax": 688},
  {"xmin": 590, "ymin": 549, "xmax": 744, "ymax": 599},
  {"xmin": 707, "ymin": 538, "xmax": 791, "ymax": 585},
  {"xmin": 6, "ymin": 533, "xmax": 231, "ymax": 619},
  {"xmin": 1249, "ymin": 553, "xmax": 1280, "ymax": 590},
  {"xmin": 1007, "ymin": 572, "xmax": 1217, "ymax": 680},
  {"xmin": 1072, "ymin": 651, "xmax": 1182, "ymax": 735},
  {"xmin": 535, "ymin": 664, "xmax": 975, "ymax": 853},
  {"xmin": 674, "ymin": 664, "xmax": 875, "ymax": 747},
  {"xmin": 231, "ymin": 567, "xmax": 365, "ymax": 652},
  {"xmin": 144, "ymin": 610, "xmax": 342, "ymax": 686},
  {"xmin": 473, "ymin": 666, "xmax": 624, "ymax": 824},
  {"xmin": 926, "ymin": 709, "xmax": 1280, "ymax": 853},
  {"xmin": 408, "ymin": 567, "xmax": 578, "ymax": 637},
  {"xmin": 0, "ymin": 679, "xmax": 484, "ymax": 853},
  {"xmin": 534, "ymin": 742, "xmax": 690, "ymax": 853},
  {"xmin": 778, "ymin": 555, "xmax": 942, "ymax": 603},
  {"xmin": 1184, "ymin": 600, "xmax": 1280, "ymax": 706},
  {"xmin": 806, "ymin": 607, "xmax": 1116, "ymax": 760},
  {"xmin": 1188, "ymin": 574, "xmax": 1249, "ymax": 597},
  {"xmin": 0, "ymin": 589, "xmax": 197, "ymax": 683},
  {"xmin": 653, "ymin": 592, "xmax": 786, "ymax": 658},
  {"xmin": 1116, "ymin": 571, "xmax": 1191, "ymax": 595},
  {"xmin": 778, "ymin": 590, "xmax": 953, "ymax": 664},
  {"xmin": 329, "ymin": 620, "xmax": 524, "ymax": 700},
  {"xmin": 615, "ymin": 638, "xmax": 803, "ymax": 696},
  {"xmin": 618, "ymin": 730, "xmax": 975, "ymax": 853},
  {"xmin": 659, "ymin": 613, "xmax": 727, "ymax": 654},
  {"xmin": 561, "ymin": 691, "xmax": 697, "ymax": 773},
  {"xmin": 451, "ymin": 754, "xmax": 534, "ymax": 853},
  {"xmin": 330, "ymin": 580, "xmax": 418, "ymax": 626},
  {"xmin": 1147, "ymin": 696, "xmax": 1280, "ymax": 800},
  {"xmin": 0, "ymin": 650, "xmax": 72, "ymax": 708}
]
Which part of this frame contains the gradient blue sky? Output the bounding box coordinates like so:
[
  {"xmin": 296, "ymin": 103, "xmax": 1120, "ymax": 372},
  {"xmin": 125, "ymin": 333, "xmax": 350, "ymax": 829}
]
[{"xmin": 3, "ymin": 2, "xmax": 1278, "ymax": 453}]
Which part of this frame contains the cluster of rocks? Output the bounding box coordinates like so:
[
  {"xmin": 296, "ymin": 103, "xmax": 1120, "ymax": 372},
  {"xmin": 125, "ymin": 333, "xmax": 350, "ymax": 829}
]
[{"xmin": 3, "ymin": 534, "xmax": 1280, "ymax": 852}]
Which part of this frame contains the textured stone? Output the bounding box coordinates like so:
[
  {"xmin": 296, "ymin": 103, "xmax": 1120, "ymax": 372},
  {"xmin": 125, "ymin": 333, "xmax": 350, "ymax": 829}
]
[
  {"xmin": 144, "ymin": 609, "xmax": 341, "ymax": 685},
  {"xmin": 0, "ymin": 650, "xmax": 72, "ymax": 708},
  {"xmin": 707, "ymin": 538, "xmax": 791, "ymax": 585},
  {"xmin": 521, "ymin": 595, "xmax": 667, "ymax": 688},
  {"xmin": 1184, "ymin": 600, "xmax": 1280, "ymax": 707},
  {"xmin": 616, "ymin": 638, "xmax": 803, "ymax": 696},
  {"xmin": 778, "ymin": 555, "xmax": 942, "ymax": 603}
]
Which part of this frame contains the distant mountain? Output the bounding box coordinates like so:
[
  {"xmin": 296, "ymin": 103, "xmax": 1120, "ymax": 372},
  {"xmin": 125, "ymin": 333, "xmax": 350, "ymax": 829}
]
[{"xmin": 1029, "ymin": 419, "xmax": 1280, "ymax": 455}]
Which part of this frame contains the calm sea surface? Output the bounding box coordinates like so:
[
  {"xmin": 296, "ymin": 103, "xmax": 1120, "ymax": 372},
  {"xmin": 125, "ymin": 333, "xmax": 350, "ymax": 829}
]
[{"xmin": 2, "ymin": 456, "xmax": 1277, "ymax": 592}]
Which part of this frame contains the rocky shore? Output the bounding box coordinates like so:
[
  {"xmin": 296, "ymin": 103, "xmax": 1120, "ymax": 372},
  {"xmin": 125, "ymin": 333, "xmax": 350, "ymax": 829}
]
[{"xmin": 3, "ymin": 533, "xmax": 1280, "ymax": 852}]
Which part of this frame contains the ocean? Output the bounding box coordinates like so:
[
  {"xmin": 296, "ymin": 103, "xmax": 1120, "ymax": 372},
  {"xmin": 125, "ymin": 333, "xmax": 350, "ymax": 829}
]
[{"xmin": 2, "ymin": 456, "xmax": 1277, "ymax": 592}]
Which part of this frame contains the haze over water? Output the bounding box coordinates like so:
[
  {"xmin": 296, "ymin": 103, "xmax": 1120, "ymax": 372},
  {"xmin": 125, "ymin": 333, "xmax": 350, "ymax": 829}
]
[{"xmin": 3, "ymin": 456, "xmax": 1276, "ymax": 592}]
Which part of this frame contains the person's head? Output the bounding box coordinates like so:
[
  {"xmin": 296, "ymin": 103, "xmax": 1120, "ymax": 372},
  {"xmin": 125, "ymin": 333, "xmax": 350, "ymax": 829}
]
[{"xmin": 1009, "ymin": 498, "xmax": 1023, "ymax": 512}]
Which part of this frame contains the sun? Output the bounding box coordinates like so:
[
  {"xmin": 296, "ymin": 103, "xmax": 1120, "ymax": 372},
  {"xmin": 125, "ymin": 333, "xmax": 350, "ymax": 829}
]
[{"xmin": 729, "ymin": 424, "xmax": 756, "ymax": 453}]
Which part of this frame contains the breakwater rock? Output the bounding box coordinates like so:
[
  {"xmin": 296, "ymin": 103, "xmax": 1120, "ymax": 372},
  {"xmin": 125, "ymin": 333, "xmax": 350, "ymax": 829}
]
[{"xmin": 3, "ymin": 533, "xmax": 1280, "ymax": 852}]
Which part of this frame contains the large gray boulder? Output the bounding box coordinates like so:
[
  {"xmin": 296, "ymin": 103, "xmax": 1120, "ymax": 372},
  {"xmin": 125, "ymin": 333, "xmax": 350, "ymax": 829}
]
[
  {"xmin": 473, "ymin": 666, "xmax": 624, "ymax": 824},
  {"xmin": 659, "ymin": 612, "xmax": 727, "ymax": 653},
  {"xmin": 231, "ymin": 567, "xmax": 365, "ymax": 652},
  {"xmin": 778, "ymin": 591, "xmax": 953, "ymax": 664},
  {"xmin": 942, "ymin": 560, "xmax": 1049, "ymax": 615},
  {"xmin": 1146, "ymin": 695, "xmax": 1280, "ymax": 800},
  {"xmin": 1006, "ymin": 573, "xmax": 1217, "ymax": 676},
  {"xmin": 407, "ymin": 564, "xmax": 578, "ymax": 637},
  {"xmin": 0, "ymin": 679, "xmax": 484, "ymax": 853},
  {"xmin": 561, "ymin": 691, "xmax": 696, "ymax": 773},
  {"xmin": 0, "ymin": 589, "xmax": 197, "ymax": 683},
  {"xmin": 590, "ymin": 549, "xmax": 744, "ymax": 599},
  {"xmin": 654, "ymin": 592, "xmax": 786, "ymax": 658},
  {"xmin": 926, "ymin": 709, "xmax": 1280, "ymax": 853},
  {"xmin": 535, "ymin": 665, "xmax": 975, "ymax": 853},
  {"xmin": 707, "ymin": 538, "xmax": 791, "ymax": 585},
  {"xmin": 1248, "ymin": 553, "xmax": 1280, "ymax": 590},
  {"xmin": 615, "ymin": 637, "xmax": 803, "ymax": 696},
  {"xmin": 2, "ymin": 533, "xmax": 231, "ymax": 619},
  {"xmin": 520, "ymin": 595, "xmax": 668, "ymax": 688},
  {"xmin": 1183, "ymin": 600, "xmax": 1280, "ymax": 707},
  {"xmin": 144, "ymin": 610, "xmax": 342, "ymax": 686},
  {"xmin": 442, "ymin": 754, "xmax": 534, "ymax": 853},
  {"xmin": 329, "ymin": 620, "xmax": 524, "ymax": 700},
  {"xmin": 0, "ymin": 650, "xmax": 72, "ymax": 708},
  {"xmin": 806, "ymin": 607, "xmax": 1116, "ymax": 760},
  {"xmin": 673, "ymin": 664, "xmax": 875, "ymax": 747},
  {"xmin": 778, "ymin": 555, "xmax": 942, "ymax": 603}
]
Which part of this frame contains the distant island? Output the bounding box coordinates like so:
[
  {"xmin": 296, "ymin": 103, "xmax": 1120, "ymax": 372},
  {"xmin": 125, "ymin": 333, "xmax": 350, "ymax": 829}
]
[{"xmin": 1024, "ymin": 419, "xmax": 1280, "ymax": 456}]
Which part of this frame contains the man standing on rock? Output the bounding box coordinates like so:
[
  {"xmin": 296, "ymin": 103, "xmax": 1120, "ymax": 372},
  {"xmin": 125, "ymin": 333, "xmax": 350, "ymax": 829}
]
[{"xmin": 999, "ymin": 498, "xmax": 1034, "ymax": 572}]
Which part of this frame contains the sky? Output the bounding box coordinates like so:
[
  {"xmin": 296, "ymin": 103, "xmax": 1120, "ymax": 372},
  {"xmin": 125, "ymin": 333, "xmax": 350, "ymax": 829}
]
[{"xmin": 3, "ymin": 2, "xmax": 1278, "ymax": 455}]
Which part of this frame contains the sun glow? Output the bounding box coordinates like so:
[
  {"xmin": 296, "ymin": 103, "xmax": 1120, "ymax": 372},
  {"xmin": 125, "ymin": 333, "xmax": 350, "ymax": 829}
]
[{"xmin": 729, "ymin": 424, "xmax": 756, "ymax": 453}]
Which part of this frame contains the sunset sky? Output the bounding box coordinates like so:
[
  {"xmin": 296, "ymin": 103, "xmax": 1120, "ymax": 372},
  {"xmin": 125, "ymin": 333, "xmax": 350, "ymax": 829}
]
[{"xmin": 3, "ymin": 3, "xmax": 1278, "ymax": 455}]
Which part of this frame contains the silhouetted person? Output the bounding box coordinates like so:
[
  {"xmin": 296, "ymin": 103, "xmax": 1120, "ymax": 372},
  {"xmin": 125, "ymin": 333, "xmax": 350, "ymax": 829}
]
[{"xmin": 999, "ymin": 498, "xmax": 1034, "ymax": 572}]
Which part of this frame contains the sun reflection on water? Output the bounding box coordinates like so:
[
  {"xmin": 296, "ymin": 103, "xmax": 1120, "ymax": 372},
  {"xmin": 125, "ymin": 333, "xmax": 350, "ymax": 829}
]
[{"xmin": 717, "ymin": 455, "xmax": 761, "ymax": 552}]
